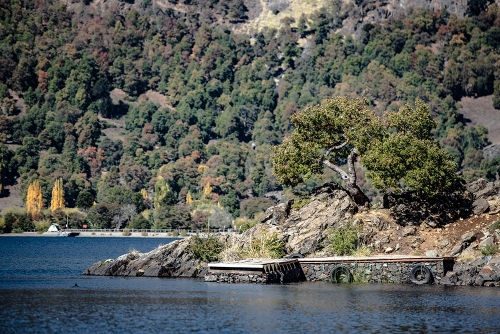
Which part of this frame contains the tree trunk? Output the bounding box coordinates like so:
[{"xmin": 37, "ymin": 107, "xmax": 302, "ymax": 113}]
[{"xmin": 323, "ymin": 148, "xmax": 370, "ymax": 209}]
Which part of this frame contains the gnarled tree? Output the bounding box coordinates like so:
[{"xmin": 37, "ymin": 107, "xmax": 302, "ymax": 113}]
[{"xmin": 272, "ymin": 97, "xmax": 460, "ymax": 207}]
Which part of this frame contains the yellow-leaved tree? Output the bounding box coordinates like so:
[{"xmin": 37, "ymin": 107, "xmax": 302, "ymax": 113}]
[
  {"xmin": 203, "ymin": 182, "xmax": 212, "ymax": 200},
  {"xmin": 186, "ymin": 191, "xmax": 193, "ymax": 205},
  {"xmin": 50, "ymin": 178, "xmax": 65, "ymax": 211},
  {"xmin": 26, "ymin": 180, "xmax": 44, "ymax": 219}
]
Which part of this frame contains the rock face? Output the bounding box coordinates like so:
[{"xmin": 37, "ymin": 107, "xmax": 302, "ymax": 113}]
[
  {"xmin": 83, "ymin": 238, "xmax": 208, "ymax": 277},
  {"xmin": 467, "ymin": 178, "xmax": 500, "ymax": 214},
  {"xmin": 272, "ymin": 183, "xmax": 357, "ymax": 256}
]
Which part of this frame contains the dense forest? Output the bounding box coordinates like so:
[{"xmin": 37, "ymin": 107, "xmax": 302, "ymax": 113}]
[{"xmin": 0, "ymin": 0, "xmax": 499, "ymax": 232}]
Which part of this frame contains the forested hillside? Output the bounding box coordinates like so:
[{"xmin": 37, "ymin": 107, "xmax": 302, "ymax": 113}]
[{"xmin": 0, "ymin": 0, "xmax": 499, "ymax": 231}]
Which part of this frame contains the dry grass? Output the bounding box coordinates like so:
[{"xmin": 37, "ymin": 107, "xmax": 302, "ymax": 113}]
[
  {"xmin": 352, "ymin": 245, "xmax": 373, "ymax": 257},
  {"xmin": 220, "ymin": 231, "xmax": 285, "ymax": 262},
  {"xmin": 234, "ymin": 0, "xmax": 327, "ymax": 34}
]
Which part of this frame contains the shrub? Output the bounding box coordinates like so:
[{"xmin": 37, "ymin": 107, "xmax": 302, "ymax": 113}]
[
  {"xmin": 122, "ymin": 228, "xmax": 131, "ymax": 236},
  {"xmin": 220, "ymin": 230, "xmax": 286, "ymax": 261},
  {"xmin": 141, "ymin": 231, "xmax": 148, "ymax": 236},
  {"xmin": 490, "ymin": 220, "xmax": 500, "ymax": 231},
  {"xmin": 180, "ymin": 230, "xmax": 188, "ymax": 237},
  {"xmin": 324, "ymin": 223, "xmax": 360, "ymax": 255},
  {"xmin": 188, "ymin": 234, "xmax": 223, "ymax": 262},
  {"xmin": 171, "ymin": 230, "xmax": 179, "ymax": 237},
  {"xmin": 291, "ymin": 197, "xmax": 310, "ymax": 210},
  {"xmin": 481, "ymin": 244, "xmax": 499, "ymax": 256},
  {"xmin": 245, "ymin": 232, "xmax": 285, "ymax": 259},
  {"xmin": 34, "ymin": 220, "xmax": 51, "ymax": 233}
]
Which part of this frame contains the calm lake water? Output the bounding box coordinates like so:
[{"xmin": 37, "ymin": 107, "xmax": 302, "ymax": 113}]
[{"xmin": 1, "ymin": 236, "xmax": 500, "ymax": 333}]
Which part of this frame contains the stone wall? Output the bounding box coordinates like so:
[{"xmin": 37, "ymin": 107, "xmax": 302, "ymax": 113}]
[
  {"xmin": 301, "ymin": 260, "xmax": 452, "ymax": 284},
  {"xmin": 205, "ymin": 263, "xmax": 305, "ymax": 283}
]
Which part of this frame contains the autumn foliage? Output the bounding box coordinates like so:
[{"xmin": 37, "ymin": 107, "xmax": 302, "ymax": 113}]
[
  {"xmin": 26, "ymin": 180, "xmax": 44, "ymax": 219},
  {"xmin": 50, "ymin": 178, "xmax": 65, "ymax": 211}
]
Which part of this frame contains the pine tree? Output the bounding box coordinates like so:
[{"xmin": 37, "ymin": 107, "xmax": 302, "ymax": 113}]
[
  {"xmin": 186, "ymin": 191, "xmax": 193, "ymax": 205},
  {"xmin": 203, "ymin": 182, "xmax": 212, "ymax": 200},
  {"xmin": 50, "ymin": 178, "xmax": 65, "ymax": 211},
  {"xmin": 26, "ymin": 180, "xmax": 44, "ymax": 219}
]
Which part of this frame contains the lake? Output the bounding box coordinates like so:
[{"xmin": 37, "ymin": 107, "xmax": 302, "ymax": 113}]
[{"xmin": 1, "ymin": 236, "xmax": 500, "ymax": 333}]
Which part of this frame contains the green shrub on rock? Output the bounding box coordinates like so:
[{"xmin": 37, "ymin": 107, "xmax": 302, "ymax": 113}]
[
  {"xmin": 325, "ymin": 222, "xmax": 360, "ymax": 255},
  {"xmin": 188, "ymin": 234, "xmax": 223, "ymax": 262},
  {"xmin": 481, "ymin": 244, "xmax": 499, "ymax": 256}
]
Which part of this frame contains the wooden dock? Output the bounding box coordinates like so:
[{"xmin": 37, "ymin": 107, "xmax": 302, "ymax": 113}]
[{"xmin": 206, "ymin": 255, "xmax": 455, "ymax": 284}]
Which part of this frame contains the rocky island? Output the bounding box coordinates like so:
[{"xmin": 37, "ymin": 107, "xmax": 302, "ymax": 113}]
[{"xmin": 84, "ymin": 179, "xmax": 500, "ymax": 287}]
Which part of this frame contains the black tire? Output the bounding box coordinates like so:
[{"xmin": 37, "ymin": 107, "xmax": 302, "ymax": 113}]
[
  {"xmin": 410, "ymin": 265, "xmax": 432, "ymax": 285},
  {"xmin": 331, "ymin": 266, "xmax": 352, "ymax": 283}
]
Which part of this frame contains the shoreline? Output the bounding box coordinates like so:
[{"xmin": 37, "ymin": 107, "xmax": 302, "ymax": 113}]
[{"xmin": 0, "ymin": 232, "xmax": 188, "ymax": 238}]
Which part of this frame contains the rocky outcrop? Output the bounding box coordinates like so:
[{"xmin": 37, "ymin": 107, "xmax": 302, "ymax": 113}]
[
  {"xmin": 83, "ymin": 238, "xmax": 208, "ymax": 277},
  {"xmin": 441, "ymin": 256, "xmax": 500, "ymax": 286},
  {"xmin": 85, "ymin": 183, "xmax": 357, "ymax": 276},
  {"xmin": 273, "ymin": 183, "xmax": 357, "ymax": 256},
  {"xmin": 468, "ymin": 178, "xmax": 500, "ymax": 214}
]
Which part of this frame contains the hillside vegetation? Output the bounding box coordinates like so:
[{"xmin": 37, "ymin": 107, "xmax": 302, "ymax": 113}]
[{"xmin": 0, "ymin": 0, "xmax": 500, "ymax": 231}]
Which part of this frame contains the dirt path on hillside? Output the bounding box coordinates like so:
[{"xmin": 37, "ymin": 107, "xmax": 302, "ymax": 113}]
[{"xmin": 459, "ymin": 95, "xmax": 500, "ymax": 145}]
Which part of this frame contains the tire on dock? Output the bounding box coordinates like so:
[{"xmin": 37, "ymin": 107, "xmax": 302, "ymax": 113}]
[
  {"xmin": 410, "ymin": 265, "xmax": 432, "ymax": 285},
  {"xmin": 331, "ymin": 266, "xmax": 353, "ymax": 283}
]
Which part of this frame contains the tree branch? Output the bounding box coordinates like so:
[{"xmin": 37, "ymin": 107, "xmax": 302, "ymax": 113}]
[
  {"xmin": 323, "ymin": 147, "xmax": 358, "ymax": 185},
  {"xmin": 323, "ymin": 140, "xmax": 349, "ymax": 160},
  {"xmin": 322, "ymin": 160, "xmax": 349, "ymax": 181}
]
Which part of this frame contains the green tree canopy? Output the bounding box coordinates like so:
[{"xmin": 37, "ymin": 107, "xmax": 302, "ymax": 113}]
[{"xmin": 272, "ymin": 97, "xmax": 460, "ymax": 206}]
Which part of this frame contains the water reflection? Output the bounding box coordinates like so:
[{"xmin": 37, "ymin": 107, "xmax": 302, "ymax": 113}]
[{"xmin": 1, "ymin": 237, "xmax": 500, "ymax": 333}]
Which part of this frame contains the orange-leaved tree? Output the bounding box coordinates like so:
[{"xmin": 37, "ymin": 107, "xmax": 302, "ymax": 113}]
[{"xmin": 50, "ymin": 178, "xmax": 65, "ymax": 211}]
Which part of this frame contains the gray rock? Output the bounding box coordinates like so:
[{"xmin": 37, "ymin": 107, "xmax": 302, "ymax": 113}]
[
  {"xmin": 478, "ymin": 266, "xmax": 497, "ymax": 282},
  {"xmin": 472, "ymin": 198, "xmax": 489, "ymax": 215},
  {"xmin": 461, "ymin": 232, "xmax": 476, "ymax": 243},
  {"xmin": 261, "ymin": 201, "xmax": 291, "ymax": 225},
  {"xmin": 451, "ymin": 243, "xmax": 465, "ymax": 256},
  {"xmin": 385, "ymin": 247, "xmax": 394, "ymax": 253},
  {"xmin": 438, "ymin": 239, "xmax": 449, "ymax": 249},
  {"xmin": 425, "ymin": 250, "xmax": 440, "ymax": 257},
  {"xmin": 372, "ymin": 216, "xmax": 387, "ymax": 231},
  {"xmin": 204, "ymin": 275, "xmax": 217, "ymax": 282},
  {"xmin": 479, "ymin": 236, "xmax": 495, "ymax": 248},
  {"xmin": 475, "ymin": 182, "xmax": 499, "ymax": 199},
  {"xmin": 440, "ymin": 271, "xmax": 458, "ymax": 285},
  {"xmin": 467, "ymin": 178, "xmax": 488, "ymax": 194},
  {"xmin": 402, "ymin": 226, "xmax": 416, "ymax": 237}
]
